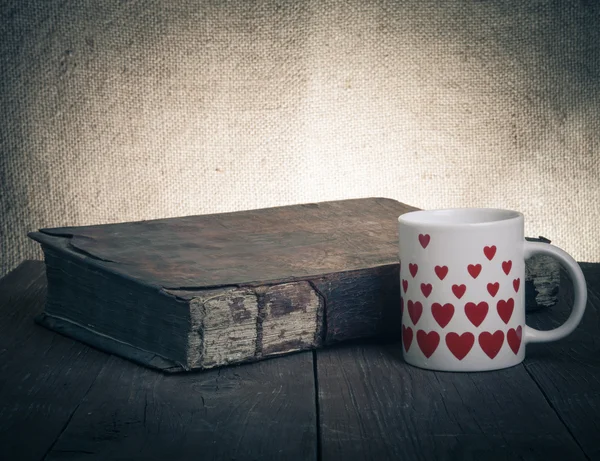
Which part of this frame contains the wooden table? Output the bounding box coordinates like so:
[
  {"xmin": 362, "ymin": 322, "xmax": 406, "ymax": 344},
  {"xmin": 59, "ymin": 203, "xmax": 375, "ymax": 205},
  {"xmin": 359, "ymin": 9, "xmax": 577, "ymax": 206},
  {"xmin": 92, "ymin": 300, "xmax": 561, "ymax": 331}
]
[{"xmin": 1, "ymin": 261, "xmax": 600, "ymax": 461}]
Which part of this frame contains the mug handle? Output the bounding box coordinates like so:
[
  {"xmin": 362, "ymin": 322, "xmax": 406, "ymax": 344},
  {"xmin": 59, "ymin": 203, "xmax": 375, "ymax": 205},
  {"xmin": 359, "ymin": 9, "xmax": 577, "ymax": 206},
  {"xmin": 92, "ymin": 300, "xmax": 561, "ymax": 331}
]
[{"xmin": 523, "ymin": 241, "xmax": 587, "ymax": 344}]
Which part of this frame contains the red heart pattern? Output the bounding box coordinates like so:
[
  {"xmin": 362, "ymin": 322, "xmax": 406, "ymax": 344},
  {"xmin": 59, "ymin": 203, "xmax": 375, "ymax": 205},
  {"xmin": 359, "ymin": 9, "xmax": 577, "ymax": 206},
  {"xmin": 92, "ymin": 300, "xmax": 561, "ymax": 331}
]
[
  {"xmin": 431, "ymin": 303, "xmax": 454, "ymax": 328},
  {"xmin": 402, "ymin": 325, "xmax": 413, "ymax": 352},
  {"xmin": 409, "ymin": 263, "xmax": 418, "ymax": 278},
  {"xmin": 497, "ymin": 298, "xmax": 514, "ymax": 324},
  {"xmin": 484, "ymin": 245, "xmax": 497, "ymax": 260},
  {"xmin": 513, "ymin": 278, "xmax": 520, "ymax": 292},
  {"xmin": 464, "ymin": 301, "xmax": 489, "ymax": 327},
  {"xmin": 507, "ymin": 326, "xmax": 522, "ymax": 354},
  {"xmin": 452, "ymin": 284, "xmax": 466, "ymax": 299},
  {"xmin": 434, "ymin": 265, "xmax": 448, "ymax": 280},
  {"xmin": 402, "ymin": 238, "xmax": 523, "ymax": 364},
  {"xmin": 487, "ymin": 282, "xmax": 500, "ymax": 297},
  {"xmin": 467, "ymin": 264, "xmax": 482, "ymax": 279},
  {"xmin": 445, "ymin": 332, "xmax": 475, "ymax": 360},
  {"xmin": 416, "ymin": 330, "xmax": 440, "ymax": 358},
  {"xmin": 421, "ymin": 283, "xmax": 433, "ymax": 298},
  {"xmin": 479, "ymin": 330, "xmax": 504, "ymax": 359},
  {"xmin": 407, "ymin": 300, "xmax": 423, "ymax": 325}
]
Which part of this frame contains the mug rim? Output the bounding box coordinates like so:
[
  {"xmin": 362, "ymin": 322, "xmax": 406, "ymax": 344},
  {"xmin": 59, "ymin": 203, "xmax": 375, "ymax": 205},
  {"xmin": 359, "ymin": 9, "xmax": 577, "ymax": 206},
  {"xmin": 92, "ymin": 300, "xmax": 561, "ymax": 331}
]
[{"xmin": 398, "ymin": 208, "xmax": 523, "ymax": 227}]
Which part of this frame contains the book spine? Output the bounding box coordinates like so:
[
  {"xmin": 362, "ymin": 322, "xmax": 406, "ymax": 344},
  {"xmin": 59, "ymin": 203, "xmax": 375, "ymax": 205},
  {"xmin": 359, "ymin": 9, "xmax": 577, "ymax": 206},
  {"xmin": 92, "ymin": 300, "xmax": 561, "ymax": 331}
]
[
  {"xmin": 186, "ymin": 281, "xmax": 325, "ymax": 369},
  {"xmin": 185, "ymin": 265, "xmax": 401, "ymax": 370}
]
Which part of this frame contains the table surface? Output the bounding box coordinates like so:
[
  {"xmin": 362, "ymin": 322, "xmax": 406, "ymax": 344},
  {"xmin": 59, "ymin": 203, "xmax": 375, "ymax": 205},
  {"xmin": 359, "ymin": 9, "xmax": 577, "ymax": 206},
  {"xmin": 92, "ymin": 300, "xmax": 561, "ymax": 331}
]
[{"xmin": 1, "ymin": 260, "xmax": 600, "ymax": 461}]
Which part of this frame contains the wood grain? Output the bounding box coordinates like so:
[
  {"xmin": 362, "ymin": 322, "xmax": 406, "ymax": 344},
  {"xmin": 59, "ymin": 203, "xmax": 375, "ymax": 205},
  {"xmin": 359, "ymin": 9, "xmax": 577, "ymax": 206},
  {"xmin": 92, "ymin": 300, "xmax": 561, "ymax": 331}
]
[
  {"xmin": 1, "ymin": 260, "xmax": 597, "ymax": 460},
  {"xmin": 44, "ymin": 352, "xmax": 317, "ymax": 461},
  {"xmin": 316, "ymin": 342, "xmax": 586, "ymax": 460},
  {"xmin": 0, "ymin": 261, "xmax": 109, "ymax": 461},
  {"xmin": 523, "ymin": 263, "xmax": 600, "ymax": 459}
]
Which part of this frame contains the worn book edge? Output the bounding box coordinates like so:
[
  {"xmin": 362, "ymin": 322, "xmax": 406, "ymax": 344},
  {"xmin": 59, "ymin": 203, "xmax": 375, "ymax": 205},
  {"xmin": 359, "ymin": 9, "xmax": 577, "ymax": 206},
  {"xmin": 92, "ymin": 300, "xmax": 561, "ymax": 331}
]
[{"xmin": 35, "ymin": 312, "xmax": 186, "ymax": 372}]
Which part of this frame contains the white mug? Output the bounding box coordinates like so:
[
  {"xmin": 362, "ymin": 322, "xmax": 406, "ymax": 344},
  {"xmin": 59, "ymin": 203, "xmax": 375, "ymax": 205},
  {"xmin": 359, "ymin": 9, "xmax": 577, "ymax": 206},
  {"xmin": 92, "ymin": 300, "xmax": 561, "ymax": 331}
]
[{"xmin": 398, "ymin": 208, "xmax": 587, "ymax": 372}]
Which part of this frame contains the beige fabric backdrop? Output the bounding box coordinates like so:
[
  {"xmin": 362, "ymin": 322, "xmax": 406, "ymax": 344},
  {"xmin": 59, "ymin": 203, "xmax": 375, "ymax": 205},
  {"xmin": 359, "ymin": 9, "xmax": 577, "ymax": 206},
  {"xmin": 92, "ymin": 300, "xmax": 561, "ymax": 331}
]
[{"xmin": 1, "ymin": 0, "xmax": 599, "ymax": 277}]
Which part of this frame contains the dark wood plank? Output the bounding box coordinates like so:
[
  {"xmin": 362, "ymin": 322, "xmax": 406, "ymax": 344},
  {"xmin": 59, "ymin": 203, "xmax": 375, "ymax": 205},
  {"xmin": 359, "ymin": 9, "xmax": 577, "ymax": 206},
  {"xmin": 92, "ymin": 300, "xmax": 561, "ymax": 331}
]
[
  {"xmin": 44, "ymin": 351, "xmax": 317, "ymax": 460},
  {"xmin": 317, "ymin": 342, "xmax": 586, "ymax": 460},
  {"xmin": 523, "ymin": 263, "xmax": 600, "ymax": 459},
  {"xmin": 0, "ymin": 261, "xmax": 110, "ymax": 461}
]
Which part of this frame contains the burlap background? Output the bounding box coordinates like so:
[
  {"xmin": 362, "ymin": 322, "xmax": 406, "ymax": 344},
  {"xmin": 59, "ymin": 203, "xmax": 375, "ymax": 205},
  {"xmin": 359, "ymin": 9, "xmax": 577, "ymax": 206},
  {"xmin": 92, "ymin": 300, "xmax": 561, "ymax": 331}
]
[{"xmin": 1, "ymin": 0, "xmax": 599, "ymax": 277}]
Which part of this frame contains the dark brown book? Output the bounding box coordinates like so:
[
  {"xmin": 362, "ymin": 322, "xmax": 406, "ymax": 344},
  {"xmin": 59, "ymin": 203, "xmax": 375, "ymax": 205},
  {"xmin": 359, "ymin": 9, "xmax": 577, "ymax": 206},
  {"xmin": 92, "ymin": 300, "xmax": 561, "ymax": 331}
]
[{"xmin": 28, "ymin": 198, "xmax": 558, "ymax": 372}]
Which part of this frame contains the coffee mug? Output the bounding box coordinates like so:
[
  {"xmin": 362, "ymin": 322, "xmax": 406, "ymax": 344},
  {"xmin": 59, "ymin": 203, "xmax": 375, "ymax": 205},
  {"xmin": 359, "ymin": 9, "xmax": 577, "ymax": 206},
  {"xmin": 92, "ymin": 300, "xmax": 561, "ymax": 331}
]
[{"xmin": 398, "ymin": 208, "xmax": 587, "ymax": 372}]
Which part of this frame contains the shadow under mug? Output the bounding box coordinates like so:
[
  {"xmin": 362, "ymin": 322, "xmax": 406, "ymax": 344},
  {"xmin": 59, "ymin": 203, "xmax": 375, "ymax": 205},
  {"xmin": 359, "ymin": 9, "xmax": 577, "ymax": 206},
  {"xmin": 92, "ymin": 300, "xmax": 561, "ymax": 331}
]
[{"xmin": 398, "ymin": 208, "xmax": 587, "ymax": 372}]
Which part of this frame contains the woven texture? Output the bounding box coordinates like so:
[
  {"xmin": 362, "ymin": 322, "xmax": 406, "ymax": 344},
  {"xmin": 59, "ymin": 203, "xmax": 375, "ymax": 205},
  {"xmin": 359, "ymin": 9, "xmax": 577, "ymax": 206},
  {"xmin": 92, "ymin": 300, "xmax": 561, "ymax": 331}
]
[{"xmin": 1, "ymin": 0, "xmax": 599, "ymax": 277}]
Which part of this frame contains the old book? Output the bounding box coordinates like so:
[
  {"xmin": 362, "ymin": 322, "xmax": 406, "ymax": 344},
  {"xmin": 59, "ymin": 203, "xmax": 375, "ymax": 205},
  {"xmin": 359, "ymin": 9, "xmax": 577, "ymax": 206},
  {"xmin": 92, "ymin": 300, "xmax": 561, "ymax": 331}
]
[{"xmin": 28, "ymin": 198, "xmax": 558, "ymax": 372}]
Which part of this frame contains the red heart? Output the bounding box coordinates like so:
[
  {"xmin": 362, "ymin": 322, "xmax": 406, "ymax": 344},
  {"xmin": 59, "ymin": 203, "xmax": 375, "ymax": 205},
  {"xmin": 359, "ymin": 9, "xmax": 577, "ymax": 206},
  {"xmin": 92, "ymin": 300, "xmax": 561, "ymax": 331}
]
[
  {"xmin": 487, "ymin": 282, "xmax": 500, "ymax": 297},
  {"xmin": 513, "ymin": 278, "xmax": 520, "ymax": 292},
  {"xmin": 497, "ymin": 298, "xmax": 515, "ymax": 324},
  {"xmin": 507, "ymin": 326, "xmax": 522, "ymax": 355},
  {"xmin": 452, "ymin": 284, "xmax": 466, "ymax": 299},
  {"xmin": 407, "ymin": 300, "xmax": 423, "ymax": 325},
  {"xmin": 484, "ymin": 245, "xmax": 497, "ymax": 260},
  {"xmin": 431, "ymin": 303, "xmax": 454, "ymax": 328},
  {"xmin": 421, "ymin": 283, "xmax": 433, "ymax": 298},
  {"xmin": 464, "ymin": 301, "xmax": 489, "ymax": 327},
  {"xmin": 402, "ymin": 325, "xmax": 414, "ymax": 352},
  {"xmin": 445, "ymin": 332, "xmax": 475, "ymax": 360},
  {"xmin": 467, "ymin": 264, "xmax": 482, "ymax": 279},
  {"xmin": 402, "ymin": 279, "xmax": 408, "ymax": 293},
  {"xmin": 502, "ymin": 260, "xmax": 512, "ymax": 275},
  {"xmin": 418, "ymin": 234, "xmax": 431, "ymax": 248},
  {"xmin": 434, "ymin": 265, "xmax": 448, "ymax": 280},
  {"xmin": 416, "ymin": 330, "xmax": 440, "ymax": 358},
  {"xmin": 478, "ymin": 330, "xmax": 504, "ymax": 359},
  {"xmin": 409, "ymin": 263, "xmax": 418, "ymax": 278}
]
